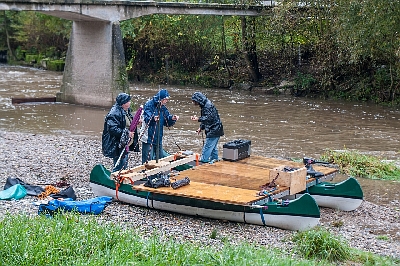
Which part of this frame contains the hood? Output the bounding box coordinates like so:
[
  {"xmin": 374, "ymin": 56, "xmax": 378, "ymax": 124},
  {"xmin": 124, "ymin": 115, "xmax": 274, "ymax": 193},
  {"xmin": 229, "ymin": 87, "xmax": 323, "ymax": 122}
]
[
  {"xmin": 152, "ymin": 89, "xmax": 170, "ymax": 103},
  {"xmin": 191, "ymin": 92, "xmax": 207, "ymax": 107},
  {"xmin": 116, "ymin": 93, "xmax": 131, "ymax": 106}
]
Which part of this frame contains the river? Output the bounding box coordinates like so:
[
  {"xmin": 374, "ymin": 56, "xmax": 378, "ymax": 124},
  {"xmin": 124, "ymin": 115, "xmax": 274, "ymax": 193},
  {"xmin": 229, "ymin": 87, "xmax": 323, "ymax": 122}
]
[{"xmin": 0, "ymin": 64, "xmax": 399, "ymax": 206}]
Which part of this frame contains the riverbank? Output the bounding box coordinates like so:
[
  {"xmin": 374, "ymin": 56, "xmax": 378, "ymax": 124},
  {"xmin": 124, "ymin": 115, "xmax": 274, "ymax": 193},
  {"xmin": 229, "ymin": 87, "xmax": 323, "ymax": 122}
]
[{"xmin": 0, "ymin": 131, "xmax": 399, "ymax": 260}]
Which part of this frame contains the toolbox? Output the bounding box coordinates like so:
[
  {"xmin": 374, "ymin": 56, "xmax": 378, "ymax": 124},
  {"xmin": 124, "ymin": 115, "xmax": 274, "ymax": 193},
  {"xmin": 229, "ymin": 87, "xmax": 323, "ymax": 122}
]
[{"xmin": 222, "ymin": 139, "xmax": 251, "ymax": 161}]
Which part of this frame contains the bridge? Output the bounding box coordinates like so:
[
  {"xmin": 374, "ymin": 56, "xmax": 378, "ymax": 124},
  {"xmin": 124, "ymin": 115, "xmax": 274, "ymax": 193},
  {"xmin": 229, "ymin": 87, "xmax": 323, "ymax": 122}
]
[{"xmin": 0, "ymin": 0, "xmax": 275, "ymax": 107}]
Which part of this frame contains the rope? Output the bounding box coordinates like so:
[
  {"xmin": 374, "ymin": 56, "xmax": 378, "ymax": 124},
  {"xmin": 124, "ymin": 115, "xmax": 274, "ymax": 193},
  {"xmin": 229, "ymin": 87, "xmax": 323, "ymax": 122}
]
[
  {"xmin": 114, "ymin": 174, "xmax": 135, "ymax": 200},
  {"xmin": 146, "ymin": 192, "xmax": 151, "ymax": 208},
  {"xmin": 259, "ymin": 208, "xmax": 266, "ymax": 226}
]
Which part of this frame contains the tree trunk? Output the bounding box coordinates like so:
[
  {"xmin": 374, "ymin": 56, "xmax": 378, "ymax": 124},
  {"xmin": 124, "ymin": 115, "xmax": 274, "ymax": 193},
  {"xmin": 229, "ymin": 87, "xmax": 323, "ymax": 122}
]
[
  {"xmin": 241, "ymin": 17, "xmax": 261, "ymax": 82},
  {"xmin": 2, "ymin": 11, "xmax": 16, "ymax": 61},
  {"xmin": 221, "ymin": 16, "xmax": 231, "ymax": 79}
]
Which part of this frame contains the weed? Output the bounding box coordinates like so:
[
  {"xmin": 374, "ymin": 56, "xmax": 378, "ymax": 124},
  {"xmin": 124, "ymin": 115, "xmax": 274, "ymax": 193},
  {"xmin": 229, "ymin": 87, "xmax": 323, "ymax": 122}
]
[
  {"xmin": 292, "ymin": 226, "xmax": 351, "ymax": 262},
  {"xmin": 321, "ymin": 149, "xmax": 400, "ymax": 181}
]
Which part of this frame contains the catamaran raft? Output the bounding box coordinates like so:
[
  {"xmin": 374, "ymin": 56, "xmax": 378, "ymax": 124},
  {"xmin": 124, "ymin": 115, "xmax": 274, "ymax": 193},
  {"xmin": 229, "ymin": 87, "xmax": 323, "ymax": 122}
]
[{"xmin": 90, "ymin": 140, "xmax": 363, "ymax": 231}]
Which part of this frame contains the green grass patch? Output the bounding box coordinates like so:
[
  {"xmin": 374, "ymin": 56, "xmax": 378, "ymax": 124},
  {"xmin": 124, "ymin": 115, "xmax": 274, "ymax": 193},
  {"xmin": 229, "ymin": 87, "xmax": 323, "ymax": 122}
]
[
  {"xmin": 1, "ymin": 214, "xmax": 398, "ymax": 265},
  {"xmin": 292, "ymin": 227, "xmax": 399, "ymax": 265},
  {"xmin": 376, "ymin": 235, "xmax": 390, "ymax": 241},
  {"xmin": 321, "ymin": 149, "xmax": 400, "ymax": 181},
  {"xmin": 292, "ymin": 226, "xmax": 351, "ymax": 262},
  {"xmin": 0, "ymin": 213, "xmax": 319, "ymax": 266}
]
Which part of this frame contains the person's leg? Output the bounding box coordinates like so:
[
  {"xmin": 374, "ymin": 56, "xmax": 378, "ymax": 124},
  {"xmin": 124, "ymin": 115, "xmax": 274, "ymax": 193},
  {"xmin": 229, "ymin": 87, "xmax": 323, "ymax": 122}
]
[
  {"xmin": 161, "ymin": 147, "xmax": 169, "ymax": 158},
  {"xmin": 210, "ymin": 137, "xmax": 220, "ymax": 161},
  {"xmin": 112, "ymin": 151, "xmax": 128, "ymax": 172},
  {"xmin": 141, "ymin": 142, "xmax": 152, "ymax": 164},
  {"xmin": 153, "ymin": 143, "xmax": 164, "ymax": 161},
  {"xmin": 200, "ymin": 137, "xmax": 219, "ymax": 162}
]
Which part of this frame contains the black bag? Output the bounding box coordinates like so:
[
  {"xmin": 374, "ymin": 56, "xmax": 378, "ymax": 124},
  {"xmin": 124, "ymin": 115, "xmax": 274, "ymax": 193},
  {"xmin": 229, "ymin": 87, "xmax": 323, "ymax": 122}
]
[
  {"xmin": 50, "ymin": 186, "xmax": 77, "ymax": 200},
  {"xmin": 4, "ymin": 177, "xmax": 44, "ymax": 196},
  {"xmin": 144, "ymin": 174, "xmax": 171, "ymax": 189},
  {"xmin": 102, "ymin": 123, "xmax": 117, "ymax": 158},
  {"xmin": 171, "ymin": 177, "xmax": 190, "ymax": 189},
  {"xmin": 119, "ymin": 128, "xmax": 130, "ymax": 148}
]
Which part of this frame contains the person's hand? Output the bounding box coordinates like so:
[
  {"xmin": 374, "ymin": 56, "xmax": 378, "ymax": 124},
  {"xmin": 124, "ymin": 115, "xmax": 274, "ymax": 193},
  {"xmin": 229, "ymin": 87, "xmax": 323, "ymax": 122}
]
[
  {"xmin": 196, "ymin": 128, "xmax": 201, "ymax": 135},
  {"xmin": 191, "ymin": 115, "xmax": 198, "ymax": 121},
  {"xmin": 172, "ymin": 115, "xmax": 179, "ymax": 121},
  {"xmin": 129, "ymin": 131, "xmax": 135, "ymax": 138},
  {"xmin": 154, "ymin": 115, "xmax": 159, "ymax": 121}
]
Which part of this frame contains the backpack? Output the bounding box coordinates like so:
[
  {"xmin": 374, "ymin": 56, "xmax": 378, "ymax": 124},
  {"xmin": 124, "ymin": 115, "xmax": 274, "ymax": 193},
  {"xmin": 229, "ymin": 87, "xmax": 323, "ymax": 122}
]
[{"xmin": 102, "ymin": 121, "xmax": 117, "ymax": 158}]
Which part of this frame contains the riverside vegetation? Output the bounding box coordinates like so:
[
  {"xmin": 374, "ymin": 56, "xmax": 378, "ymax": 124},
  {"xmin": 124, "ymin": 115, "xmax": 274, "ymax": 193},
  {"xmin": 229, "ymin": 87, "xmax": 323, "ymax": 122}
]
[
  {"xmin": 321, "ymin": 149, "xmax": 400, "ymax": 182},
  {"xmin": 1, "ymin": 0, "xmax": 399, "ymax": 105}
]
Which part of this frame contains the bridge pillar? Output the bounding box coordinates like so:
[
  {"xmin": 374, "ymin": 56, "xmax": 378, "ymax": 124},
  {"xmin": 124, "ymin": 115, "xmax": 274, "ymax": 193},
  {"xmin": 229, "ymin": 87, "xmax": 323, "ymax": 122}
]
[{"xmin": 57, "ymin": 21, "xmax": 128, "ymax": 107}]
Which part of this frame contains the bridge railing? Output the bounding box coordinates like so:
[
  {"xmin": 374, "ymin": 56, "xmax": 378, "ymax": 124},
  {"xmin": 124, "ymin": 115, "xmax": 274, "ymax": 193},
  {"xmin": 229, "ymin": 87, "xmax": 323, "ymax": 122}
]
[{"xmin": 124, "ymin": 0, "xmax": 276, "ymax": 5}]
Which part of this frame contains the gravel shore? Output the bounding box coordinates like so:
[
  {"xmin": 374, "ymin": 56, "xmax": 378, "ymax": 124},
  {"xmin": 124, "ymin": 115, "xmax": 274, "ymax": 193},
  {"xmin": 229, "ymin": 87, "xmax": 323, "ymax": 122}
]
[{"xmin": 1, "ymin": 131, "xmax": 399, "ymax": 260}]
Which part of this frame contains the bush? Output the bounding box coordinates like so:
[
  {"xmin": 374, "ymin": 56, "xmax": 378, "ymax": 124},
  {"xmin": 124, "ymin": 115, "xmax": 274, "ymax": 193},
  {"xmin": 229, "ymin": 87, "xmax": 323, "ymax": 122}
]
[
  {"xmin": 47, "ymin": 59, "xmax": 65, "ymax": 71},
  {"xmin": 321, "ymin": 149, "xmax": 400, "ymax": 180}
]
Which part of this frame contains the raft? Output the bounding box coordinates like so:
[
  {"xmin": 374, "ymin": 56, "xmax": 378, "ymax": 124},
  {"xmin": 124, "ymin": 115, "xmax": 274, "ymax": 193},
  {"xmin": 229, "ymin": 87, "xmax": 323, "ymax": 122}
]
[{"xmin": 89, "ymin": 154, "xmax": 358, "ymax": 231}]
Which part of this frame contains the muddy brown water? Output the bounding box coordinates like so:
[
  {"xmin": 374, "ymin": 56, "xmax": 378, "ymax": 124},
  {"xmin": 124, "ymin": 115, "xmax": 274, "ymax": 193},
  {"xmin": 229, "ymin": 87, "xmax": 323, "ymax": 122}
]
[{"xmin": 1, "ymin": 64, "xmax": 399, "ymax": 207}]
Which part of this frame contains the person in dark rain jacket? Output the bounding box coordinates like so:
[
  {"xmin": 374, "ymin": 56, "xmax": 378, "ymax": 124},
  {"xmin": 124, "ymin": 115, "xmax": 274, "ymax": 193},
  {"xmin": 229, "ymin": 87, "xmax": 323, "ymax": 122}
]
[
  {"xmin": 139, "ymin": 89, "xmax": 179, "ymax": 164},
  {"xmin": 102, "ymin": 93, "xmax": 139, "ymax": 172},
  {"xmin": 191, "ymin": 92, "xmax": 224, "ymax": 162}
]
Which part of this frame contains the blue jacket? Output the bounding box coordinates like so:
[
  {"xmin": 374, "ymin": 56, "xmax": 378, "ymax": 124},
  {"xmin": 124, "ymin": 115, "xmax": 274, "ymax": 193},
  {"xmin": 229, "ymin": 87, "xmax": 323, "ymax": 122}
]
[
  {"xmin": 192, "ymin": 92, "xmax": 224, "ymax": 138},
  {"xmin": 140, "ymin": 90, "xmax": 176, "ymax": 145}
]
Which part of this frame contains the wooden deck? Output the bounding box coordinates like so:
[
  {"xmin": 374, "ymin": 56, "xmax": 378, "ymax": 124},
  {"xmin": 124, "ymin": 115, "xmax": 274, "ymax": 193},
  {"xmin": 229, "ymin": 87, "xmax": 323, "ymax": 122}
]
[{"xmin": 127, "ymin": 155, "xmax": 338, "ymax": 206}]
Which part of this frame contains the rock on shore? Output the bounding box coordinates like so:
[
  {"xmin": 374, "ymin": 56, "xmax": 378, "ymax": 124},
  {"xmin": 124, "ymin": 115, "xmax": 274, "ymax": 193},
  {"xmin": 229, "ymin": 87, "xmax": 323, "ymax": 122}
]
[{"xmin": 0, "ymin": 132, "xmax": 399, "ymax": 260}]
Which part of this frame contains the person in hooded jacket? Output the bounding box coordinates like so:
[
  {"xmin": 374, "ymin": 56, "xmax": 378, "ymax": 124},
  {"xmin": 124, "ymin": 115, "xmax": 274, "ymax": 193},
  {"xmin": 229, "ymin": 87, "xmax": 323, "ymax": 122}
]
[
  {"xmin": 191, "ymin": 92, "xmax": 224, "ymax": 162},
  {"xmin": 140, "ymin": 89, "xmax": 179, "ymax": 164},
  {"xmin": 102, "ymin": 93, "xmax": 139, "ymax": 172}
]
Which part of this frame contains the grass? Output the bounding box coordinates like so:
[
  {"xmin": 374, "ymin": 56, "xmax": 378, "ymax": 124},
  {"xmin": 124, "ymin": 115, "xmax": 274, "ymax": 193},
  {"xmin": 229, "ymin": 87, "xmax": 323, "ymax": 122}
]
[
  {"xmin": 292, "ymin": 227, "xmax": 399, "ymax": 265},
  {"xmin": 376, "ymin": 235, "xmax": 390, "ymax": 241},
  {"xmin": 0, "ymin": 213, "xmax": 398, "ymax": 266},
  {"xmin": 292, "ymin": 226, "xmax": 351, "ymax": 262},
  {"xmin": 320, "ymin": 149, "xmax": 400, "ymax": 181}
]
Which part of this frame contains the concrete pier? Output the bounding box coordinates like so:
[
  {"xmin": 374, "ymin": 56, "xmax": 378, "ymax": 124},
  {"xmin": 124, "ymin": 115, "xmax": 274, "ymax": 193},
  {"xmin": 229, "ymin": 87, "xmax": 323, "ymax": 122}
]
[{"xmin": 58, "ymin": 21, "xmax": 128, "ymax": 107}]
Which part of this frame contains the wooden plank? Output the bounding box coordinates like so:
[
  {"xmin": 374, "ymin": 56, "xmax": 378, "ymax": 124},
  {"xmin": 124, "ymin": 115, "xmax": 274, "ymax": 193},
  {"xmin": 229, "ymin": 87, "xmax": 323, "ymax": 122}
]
[
  {"xmin": 179, "ymin": 163, "xmax": 270, "ymax": 190},
  {"xmin": 113, "ymin": 154, "xmax": 199, "ymax": 183},
  {"xmin": 312, "ymin": 165, "xmax": 338, "ymax": 175},
  {"xmin": 112, "ymin": 155, "xmax": 176, "ymax": 176},
  {"xmin": 237, "ymin": 156, "xmax": 338, "ymax": 176},
  {"xmin": 131, "ymin": 181, "xmax": 289, "ymax": 205}
]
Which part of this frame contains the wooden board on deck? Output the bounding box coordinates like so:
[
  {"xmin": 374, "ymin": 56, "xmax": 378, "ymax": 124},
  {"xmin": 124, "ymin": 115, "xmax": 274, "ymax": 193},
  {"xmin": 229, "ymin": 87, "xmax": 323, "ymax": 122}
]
[
  {"xmin": 121, "ymin": 155, "xmax": 338, "ymax": 205},
  {"xmin": 236, "ymin": 156, "xmax": 338, "ymax": 176},
  {"xmin": 179, "ymin": 162, "xmax": 271, "ymax": 190},
  {"xmin": 131, "ymin": 181, "xmax": 288, "ymax": 205}
]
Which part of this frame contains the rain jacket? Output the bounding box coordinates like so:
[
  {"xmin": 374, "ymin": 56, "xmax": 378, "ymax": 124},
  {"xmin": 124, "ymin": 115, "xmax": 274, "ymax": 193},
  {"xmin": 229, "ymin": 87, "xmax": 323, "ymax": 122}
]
[
  {"xmin": 102, "ymin": 103, "xmax": 138, "ymax": 159},
  {"xmin": 192, "ymin": 92, "xmax": 224, "ymax": 138},
  {"xmin": 140, "ymin": 90, "xmax": 176, "ymax": 145}
]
